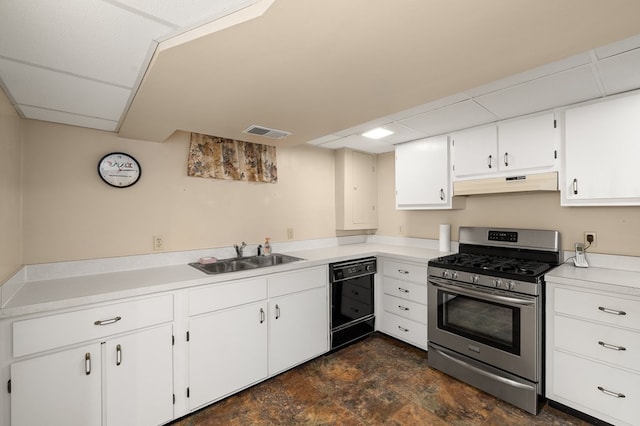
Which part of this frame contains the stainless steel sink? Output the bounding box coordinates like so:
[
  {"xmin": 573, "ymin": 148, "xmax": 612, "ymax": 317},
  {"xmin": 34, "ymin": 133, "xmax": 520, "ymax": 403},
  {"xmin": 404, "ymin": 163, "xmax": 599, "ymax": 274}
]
[{"xmin": 189, "ymin": 253, "xmax": 304, "ymax": 275}]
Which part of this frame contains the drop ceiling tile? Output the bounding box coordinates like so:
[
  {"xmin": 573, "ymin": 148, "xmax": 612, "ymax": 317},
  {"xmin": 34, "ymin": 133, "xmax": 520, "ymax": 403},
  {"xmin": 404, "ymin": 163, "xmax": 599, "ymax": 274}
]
[
  {"xmin": 475, "ymin": 65, "xmax": 603, "ymax": 119},
  {"xmin": 595, "ymin": 34, "xmax": 640, "ymax": 59},
  {"xmin": 384, "ymin": 93, "xmax": 471, "ymax": 122},
  {"xmin": 596, "ymin": 49, "xmax": 640, "ymax": 95},
  {"xmin": 372, "ymin": 123, "xmax": 426, "ymax": 145},
  {"xmin": 320, "ymin": 134, "xmax": 395, "ymax": 154},
  {"xmin": 0, "ymin": 58, "xmax": 131, "ymax": 120},
  {"xmin": 398, "ymin": 100, "xmax": 497, "ymax": 137},
  {"xmin": 334, "ymin": 117, "xmax": 391, "ymax": 137},
  {"xmin": 0, "ymin": 0, "xmax": 171, "ymax": 87},
  {"xmin": 112, "ymin": 0, "xmax": 257, "ymax": 28},
  {"xmin": 307, "ymin": 134, "xmax": 342, "ymax": 145},
  {"xmin": 465, "ymin": 53, "xmax": 593, "ymax": 97},
  {"xmin": 19, "ymin": 105, "xmax": 118, "ymax": 131}
]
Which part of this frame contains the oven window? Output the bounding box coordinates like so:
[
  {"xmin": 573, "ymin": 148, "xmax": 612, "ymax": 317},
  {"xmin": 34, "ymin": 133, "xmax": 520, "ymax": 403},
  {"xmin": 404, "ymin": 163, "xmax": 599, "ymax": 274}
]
[{"xmin": 437, "ymin": 290, "xmax": 521, "ymax": 355}]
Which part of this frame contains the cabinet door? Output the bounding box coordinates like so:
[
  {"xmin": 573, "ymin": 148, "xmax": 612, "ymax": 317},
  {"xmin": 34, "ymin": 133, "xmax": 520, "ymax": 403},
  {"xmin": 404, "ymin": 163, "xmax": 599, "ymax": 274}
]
[
  {"xmin": 452, "ymin": 125, "xmax": 498, "ymax": 178},
  {"xmin": 564, "ymin": 92, "xmax": 640, "ymax": 205},
  {"xmin": 351, "ymin": 150, "xmax": 378, "ymax": 226},
  {"xmin": 105, "ymin": 324, "xmax": 174, "ymax": 426},
  {"xmin": 498, "ymin": 113, "xmax": 557, "ymax": 172},
  {"xmin": 11, "ymin": 343, "xmax": 102, "ymax": 426},
  {"xmin": 395, "ymin": 136, "xmax": 450, "ymax": 209},
  {"xmin": 269, "ymin": 287, "xmax": 328, "ymax": 375},
  {"xmin": 188, "ymin": 302, "xmax": 268, "ymax": 410}
]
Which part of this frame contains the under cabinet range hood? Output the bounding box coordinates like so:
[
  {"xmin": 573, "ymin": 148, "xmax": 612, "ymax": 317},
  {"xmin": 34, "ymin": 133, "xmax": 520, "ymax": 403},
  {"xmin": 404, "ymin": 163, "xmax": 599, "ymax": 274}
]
[{"xmin": 453, "ymin": 172, "xmax": 558, "ymax": 196}]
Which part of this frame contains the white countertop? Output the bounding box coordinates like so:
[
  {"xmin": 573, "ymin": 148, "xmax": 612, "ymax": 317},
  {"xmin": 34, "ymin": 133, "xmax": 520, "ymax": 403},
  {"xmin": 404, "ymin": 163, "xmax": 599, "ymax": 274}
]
[
  {"xmin": 547, "ymin": 263, "xmax": 640, "ymax": 296},
  {"xmin": 0, "ymin": 242, "xmax": 444, "ymax": 318}
]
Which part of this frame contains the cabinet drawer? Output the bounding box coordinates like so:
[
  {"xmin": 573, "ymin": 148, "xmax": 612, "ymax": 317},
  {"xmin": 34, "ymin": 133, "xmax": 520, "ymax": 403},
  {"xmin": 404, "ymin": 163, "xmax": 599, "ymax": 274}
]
[
  {"xmin": 382, "ymin": 260, "xmax": 427, "ymax": 284},
  {"xmin": 380, "ymin": 311, "xmax": 428, "ymax": 349},
  {"xmin": 383, "ymin": 294, "xmax": 427, "ymax": 324},
  {"xmin": 383, "ymin": 277, "xmax": 427, "ymax": 304},
  {"xmin": 551, "ymin": 350, "xmax": 640, "ymax": 425},
  {"xmin": 554, "ymin": 287, "xmax": 640, "ymax": 331},
  {"xmin": 189, "ymin": 277, "xmax": 267, "ymax": 316},
  {"xmin": 268, "ymin": 266, "xmax": 327, "ymax": 298},
  {"xmin": 13, "ymin": 294, "xmax": 173, "ymax": 357},
  {"xmin": 554, "ymin": 315, "xmax": 640, "ymax": 372}
]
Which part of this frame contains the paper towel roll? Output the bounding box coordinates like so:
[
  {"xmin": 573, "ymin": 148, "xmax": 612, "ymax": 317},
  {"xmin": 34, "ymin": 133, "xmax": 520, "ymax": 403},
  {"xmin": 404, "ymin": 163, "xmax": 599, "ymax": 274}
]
[{"xmin": 439, "ymin": 224, "xmax": 451, "ymax": 252}]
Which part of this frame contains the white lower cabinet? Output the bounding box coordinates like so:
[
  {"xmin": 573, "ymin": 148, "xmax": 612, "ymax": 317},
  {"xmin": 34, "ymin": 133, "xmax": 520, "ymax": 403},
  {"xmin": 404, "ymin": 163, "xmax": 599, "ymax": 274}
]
[
  {"xmin": 187, "ymin": 301, "xmax": 268, "ymax": 410},
  {"xmin": 378, "ymin": 258, "xmax": 428, "ymax": 349},
  {"xmin": 269, "ymin": 286, "xmax": 328, "ymax": 375},
  {"xmin": 11, "ymin": 342, "xmax": 102, "ymax": 426},
  {"xmin": 546, "ymin": 278, "xmax": 640, "ymax": 426},
  {"xmin": 11, "ymin": 324, "xmax": 174, "ymax": 426}
]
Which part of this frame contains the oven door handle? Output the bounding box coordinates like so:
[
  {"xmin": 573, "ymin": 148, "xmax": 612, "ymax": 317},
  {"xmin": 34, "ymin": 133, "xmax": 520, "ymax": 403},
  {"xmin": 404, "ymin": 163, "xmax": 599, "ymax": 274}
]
[{"xmin": 429, "ymin": 278, "xmax": 536, "ymax": 306}]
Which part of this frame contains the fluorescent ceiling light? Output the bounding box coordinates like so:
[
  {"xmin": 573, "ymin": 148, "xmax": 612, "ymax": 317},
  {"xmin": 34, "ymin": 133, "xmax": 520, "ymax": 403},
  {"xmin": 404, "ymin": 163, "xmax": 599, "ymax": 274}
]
[{"xmin": 362, "ymin": 127, "xmax": 394, "ymax": 139}]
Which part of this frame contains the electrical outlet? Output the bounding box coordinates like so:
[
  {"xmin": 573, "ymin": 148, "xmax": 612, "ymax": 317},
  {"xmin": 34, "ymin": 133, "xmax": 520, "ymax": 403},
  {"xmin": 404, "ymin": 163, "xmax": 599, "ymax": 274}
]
[
  {"xmin": 153, "ymin": 235, "xmax": 165, "ymax": 251},
  {"xmin": 584, "ymin": 232, "xmax": 597, "ymax": 247},
  {"xmin": 287, "ymin": 228, "xmax": 294, "ymax": 240}
]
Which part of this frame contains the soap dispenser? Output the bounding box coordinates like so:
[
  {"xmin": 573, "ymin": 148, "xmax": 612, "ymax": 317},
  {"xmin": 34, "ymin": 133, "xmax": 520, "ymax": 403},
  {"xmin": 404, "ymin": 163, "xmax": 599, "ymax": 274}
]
[{"xmin": 264, "ymin": 237, "xmax": 272, "ymax": 255}]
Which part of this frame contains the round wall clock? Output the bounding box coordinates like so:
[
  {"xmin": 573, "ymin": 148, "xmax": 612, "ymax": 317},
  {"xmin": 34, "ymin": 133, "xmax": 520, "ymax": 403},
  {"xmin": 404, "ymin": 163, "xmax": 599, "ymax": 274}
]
[{"xmin": 97, "ymin": 152, "xmax": 141, "ymax": 188}]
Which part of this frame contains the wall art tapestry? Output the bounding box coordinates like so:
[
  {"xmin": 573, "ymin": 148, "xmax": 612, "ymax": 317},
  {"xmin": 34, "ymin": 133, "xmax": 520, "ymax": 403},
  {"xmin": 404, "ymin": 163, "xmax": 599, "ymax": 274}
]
[{"xmin": 187, "ymin": 132, "xmax": 277, "ymax": 183}]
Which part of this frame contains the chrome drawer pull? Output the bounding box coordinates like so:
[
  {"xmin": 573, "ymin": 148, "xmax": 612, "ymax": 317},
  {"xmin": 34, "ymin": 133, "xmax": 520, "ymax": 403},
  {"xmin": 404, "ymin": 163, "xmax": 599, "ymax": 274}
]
[
  {"xmin": 94, "ymin": 316, "xmax": 122, "ymax": 326},
  {"xmin": 398, "ymin": 305, "xmax": 410, "ymax": 311},
  {"xmin": 398, "ymin": 287, "xmax": 409, "ymax": 293},
  {"xmin": 398, "ymin": 269, "xmax": 409, "ymax": 275},
  {"xmin": 85, "ymin": 353, "xmax": 91, "ymax": 375},
  {"xmin": 598, "ymin": 341, "xmax": 626, "ymax": 351},
  {"xmin": 116, "ymin": 344, "xmax": 122, "ymax": 366},
  {"xmin": 259, "ymin": 308, "xmax": 265, "ymax": 324},
  {"xmin": 275, "ymin": 304, "xmax": 280, "ymax": 319},
  {"xmin": 598, "ymin": 306, "xmax": 626, "ymax": 316},
  {"xmin": 398, "ymin": 326, "xmax": 409, "ymax": 332},
  {"xmin": 597, "ymin": 386, "xmax": 625, "ymax": 398}
]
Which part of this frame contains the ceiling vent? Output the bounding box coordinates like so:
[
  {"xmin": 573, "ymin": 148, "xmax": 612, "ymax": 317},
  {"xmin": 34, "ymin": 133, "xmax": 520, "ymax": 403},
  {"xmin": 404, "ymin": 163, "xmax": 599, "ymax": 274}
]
[{"xmin": 243, "ymin": 125, "xmax": 291, "ymax": 139}]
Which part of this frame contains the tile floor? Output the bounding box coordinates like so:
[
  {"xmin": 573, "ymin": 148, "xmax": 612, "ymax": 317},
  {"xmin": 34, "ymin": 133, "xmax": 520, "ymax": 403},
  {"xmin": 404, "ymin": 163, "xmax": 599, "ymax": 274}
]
[{"xmin": 171, "ymin": 333, "xmax": 591, "ymax": 425}]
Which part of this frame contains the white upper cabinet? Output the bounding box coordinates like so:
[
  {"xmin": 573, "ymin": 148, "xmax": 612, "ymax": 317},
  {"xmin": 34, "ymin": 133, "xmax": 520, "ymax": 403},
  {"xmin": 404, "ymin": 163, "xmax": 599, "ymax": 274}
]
[
  {"xmin": 562, "ymin": 90, "xmax": 640, "ymax": 206},
  {"xmin": 498, "ymin": 113, "xmax": 558, "ymax": 172},
  {"xmin": 452, "ymin": 113, "xmax": 558, "ymax": 180},
  {"xmin": 395, "ymin": 136, "xmax": 464, "ymax": 210},
  {"xmin": 451, "ymin": 125, "xmax": 498, "ymax": 178}
]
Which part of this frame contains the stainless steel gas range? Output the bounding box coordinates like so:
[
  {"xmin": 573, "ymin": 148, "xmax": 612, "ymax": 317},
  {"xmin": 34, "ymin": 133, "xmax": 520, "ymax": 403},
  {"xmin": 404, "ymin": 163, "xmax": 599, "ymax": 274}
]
[{"xmin": 427, "ymin": 227, "xmax": 561, "ymax": 414}]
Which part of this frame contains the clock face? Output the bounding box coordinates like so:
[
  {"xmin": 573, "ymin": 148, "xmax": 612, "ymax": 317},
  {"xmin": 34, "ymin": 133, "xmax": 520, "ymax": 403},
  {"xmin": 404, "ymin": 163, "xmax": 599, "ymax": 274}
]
[{"xmin": 98, "ymin": 152, "xmax": 141, "ymax": 188}]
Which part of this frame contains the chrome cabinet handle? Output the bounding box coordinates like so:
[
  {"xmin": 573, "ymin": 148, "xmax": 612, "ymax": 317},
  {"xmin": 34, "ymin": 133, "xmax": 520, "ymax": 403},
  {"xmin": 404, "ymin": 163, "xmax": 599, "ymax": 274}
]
[
  {"xmin": 598, "ymin": 386, "xmax": 625, "ymax": 398},
  {"xmin": 398, "ymin": 287, "xmax": 409, "ymax": 293},
  {"xmin": 275, "ymin": 304, "xmax": 280, "ymax": 319},
  {"xmin": 398, "ymin": 305, "xmax": 409, "ymax": 311},
  {"xmin": 572, "ymin": 178, "xmax": 578, "ymax": 195},
  {"xmin": 398, "ymin": 269, "xmax": 409, "ymax": 275},
  {"xmin": 504, "ymin": 152, "xmax": 509, "ymax": 167},
  {"xmin": 488, "ymin": 155, "xmax": 493, "ymax": 169},
  {"xmin": 598, "ymin": 306, "xmax": 626, "ymax": 316},
  {"xmin": 259, "ymin": 308, "xmax": 265, "ymax": 324},
  {"xmin": 439, "ymin": 188, "xmax": 445, "ymax": 201},
  {"xmin": 398, "ymin": 326, "xmax": 409, "ymax": 332},
  {"xmin": 85, "ymin": 353, "xmax": 91, "ymax": 375},
  {"xmin": 116, "ymin": 344, "xmax": 122, "ymax": 366},
  {"xmin": 94, "ymin": 316, "xmax": 122, "ymax": 326},
  {"xmin": 598, "ymin": 341, "xmax": 626, "ymax": 351}
]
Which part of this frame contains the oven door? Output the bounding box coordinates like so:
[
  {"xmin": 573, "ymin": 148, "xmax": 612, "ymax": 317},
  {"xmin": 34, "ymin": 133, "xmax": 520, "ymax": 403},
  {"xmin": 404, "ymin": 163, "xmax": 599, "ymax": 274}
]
[{"xmin": 427, "ymin": 276, "xmax": 539, "ymax": 381}]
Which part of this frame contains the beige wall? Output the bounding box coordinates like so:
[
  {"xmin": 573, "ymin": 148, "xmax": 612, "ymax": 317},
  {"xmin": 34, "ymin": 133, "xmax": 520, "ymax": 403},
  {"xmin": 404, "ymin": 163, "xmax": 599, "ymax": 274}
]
[
  {"xmin": 22, "ymin": 120, "xmax": 336, "ymax": 264},
  {"xmin": 0, "ymin": 88, "xmax": 22, "ymax": 282},
  {"xmin": 377, "ymin": 152, "xmax": 640, "ymax": 257}
]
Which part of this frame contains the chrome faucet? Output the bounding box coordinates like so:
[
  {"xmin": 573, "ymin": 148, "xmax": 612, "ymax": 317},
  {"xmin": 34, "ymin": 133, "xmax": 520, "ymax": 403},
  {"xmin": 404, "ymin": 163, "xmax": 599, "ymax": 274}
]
[{"xmin": 233, "ymin": 241, "xmax": 247, "ymax": 257}]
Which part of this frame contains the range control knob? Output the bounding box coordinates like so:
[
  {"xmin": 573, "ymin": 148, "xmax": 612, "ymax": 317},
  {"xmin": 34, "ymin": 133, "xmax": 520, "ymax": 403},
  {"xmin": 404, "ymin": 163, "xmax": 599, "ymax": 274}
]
[
  {"xmin": 492, "ymin": 279, "xmax": 502, "ymax": 288},
  {"xmin": 442, "ymin": 270, "xmax": 451, "ymax": 279},
  {"xmin": 469, "ymin": 275, "xmax": 479, "ymax": 284},
  {"xmin": 451, "ymin": 271, "xmax": 458, "ymax": 280},
  {"xmin": 507, "ymin": 281, "xmax": 515, "ymax": 290}
]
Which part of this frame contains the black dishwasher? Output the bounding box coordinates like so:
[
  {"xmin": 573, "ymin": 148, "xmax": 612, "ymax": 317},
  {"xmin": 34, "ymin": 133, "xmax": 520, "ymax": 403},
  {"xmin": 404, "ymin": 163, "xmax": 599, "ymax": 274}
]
[{"xmin": 329, "ymin": 257, "xmax": 376, "ymax": 350}]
